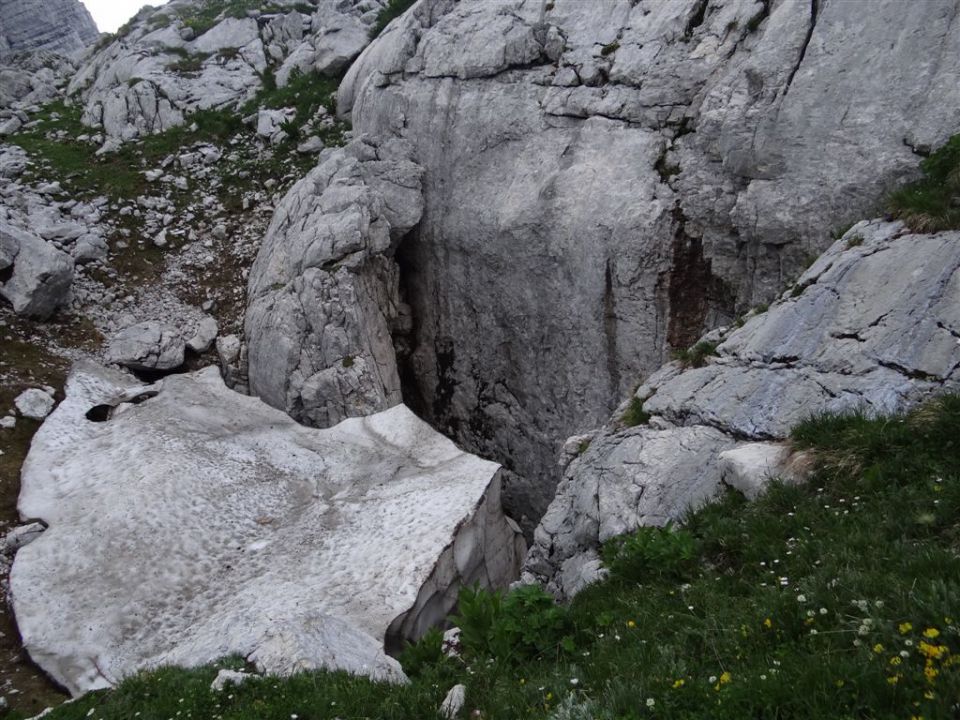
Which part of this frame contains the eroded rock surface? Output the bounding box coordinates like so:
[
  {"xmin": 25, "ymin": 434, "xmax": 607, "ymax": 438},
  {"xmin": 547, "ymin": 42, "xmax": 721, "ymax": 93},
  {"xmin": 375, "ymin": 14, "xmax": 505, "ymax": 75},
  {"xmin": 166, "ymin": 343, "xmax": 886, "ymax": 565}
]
[
  {"xmin": 12, "ymin": 362, "xmax": 525, "ymax": 696},
  {"xmin": 336, "ymin": 0, "xmax": 960, "ymax": 526},
  {"xmin": 246, "ymin": 136, "xmax": 424, "ymax": 427},
  {"xmin": 0, "ymin": 0, "xmax": 98, "ymax": 60},
  {"xmin": 0, "ymin": 219, "xmax": 73, "ymax": 319},
  {"xmin": 524, "ymin": 221, "xmax": 960, "ymax": 598}
]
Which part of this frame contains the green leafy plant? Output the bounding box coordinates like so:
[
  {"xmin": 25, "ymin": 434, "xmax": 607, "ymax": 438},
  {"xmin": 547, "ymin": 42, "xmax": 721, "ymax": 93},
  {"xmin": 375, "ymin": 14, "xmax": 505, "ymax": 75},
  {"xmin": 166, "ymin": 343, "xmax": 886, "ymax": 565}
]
[
  {"xmin": 602, "ymin": 523, "xmax": 699, "ymax": 583},
  {"xmin": 621, "ymin": 396, "xmax": 650, "ymax": 427},
  {"xmin": 453, "ymin": 584, "xmax": 573, "ymax": 662},
  {"xmin": 889, "ymin": 134, "xmax": 960, "ymax": 231}
]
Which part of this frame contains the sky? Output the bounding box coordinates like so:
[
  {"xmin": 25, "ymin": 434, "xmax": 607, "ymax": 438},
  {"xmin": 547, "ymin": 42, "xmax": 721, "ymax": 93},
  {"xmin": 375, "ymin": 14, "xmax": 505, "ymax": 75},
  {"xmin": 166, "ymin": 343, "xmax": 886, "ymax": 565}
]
[{"xmin": 83, "ymin": 0, "xmax": 170, "ymax": 33}]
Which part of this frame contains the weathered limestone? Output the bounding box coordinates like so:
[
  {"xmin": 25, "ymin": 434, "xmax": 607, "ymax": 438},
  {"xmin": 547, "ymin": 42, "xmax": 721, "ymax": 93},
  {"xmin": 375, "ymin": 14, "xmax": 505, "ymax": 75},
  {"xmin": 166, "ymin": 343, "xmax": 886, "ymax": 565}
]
[
  {"xmin": 68, "ymin": 0, "xmax": 387, "ymax": 141},
  {"xmin": 336, "ymin": 0, "xmax": 960, "ymax": 528},
  {"xmin": 12, "ymin": 362, "xmax": 525, "ymax": 696},
  {"xmin": 246, "ymin": 137, "xmax": 424, "ymax": 428},
  {"xmin": 0, "ymin": 0, "xmax": 98, "ymax": 60},
  {"xmin": 524, "ymin": 221, "xmax": 960, "ymax": 598}
]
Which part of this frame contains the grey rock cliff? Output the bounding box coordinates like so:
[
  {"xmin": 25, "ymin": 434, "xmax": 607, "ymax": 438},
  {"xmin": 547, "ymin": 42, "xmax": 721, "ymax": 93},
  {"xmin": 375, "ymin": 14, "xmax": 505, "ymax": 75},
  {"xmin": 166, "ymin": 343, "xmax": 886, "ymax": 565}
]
[
  {"xmin": 0, "ymin": 0, "xmax": 99, "ymax": 59},
  {"xmin": 334, "ymin": 0, "xmax": 960, "ymax": 528},
  {"xmin": 523, "ymin": 220, "xmax": 960, "ymax": 598}
]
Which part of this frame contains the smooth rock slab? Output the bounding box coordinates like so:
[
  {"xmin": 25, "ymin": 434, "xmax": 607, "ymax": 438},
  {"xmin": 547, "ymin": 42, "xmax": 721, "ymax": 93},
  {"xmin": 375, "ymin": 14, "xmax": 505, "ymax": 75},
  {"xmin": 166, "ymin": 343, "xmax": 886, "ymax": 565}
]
[{"xmin": 12, "ymin": 362, "xmax": 524, "ymax": 696}]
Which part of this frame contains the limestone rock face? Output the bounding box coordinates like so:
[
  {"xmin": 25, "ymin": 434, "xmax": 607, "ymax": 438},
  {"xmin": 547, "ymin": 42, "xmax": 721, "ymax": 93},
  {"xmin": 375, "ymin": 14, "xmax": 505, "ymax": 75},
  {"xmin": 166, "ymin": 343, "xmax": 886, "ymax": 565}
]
[
  {"xmin": 524, "ymin": 221, "xmax": 960, "ymax": 598},
  {"xmin": 68, "ymin": 0, "xmax": 387, "ymax": 141},
  {"xmin": 0, "ymin": 0, "xmax": 98, "ymax": 60},
  {"xmin": 246, "ymin": 137, "xmax": 424, "ymax": 428},
  {"xmin": 12, "ymin": 362, "xmax": 525, "ymax": 696},
  {"xmin": 338, "ymin": 0, "xmax": 960, "ymax": 526}
]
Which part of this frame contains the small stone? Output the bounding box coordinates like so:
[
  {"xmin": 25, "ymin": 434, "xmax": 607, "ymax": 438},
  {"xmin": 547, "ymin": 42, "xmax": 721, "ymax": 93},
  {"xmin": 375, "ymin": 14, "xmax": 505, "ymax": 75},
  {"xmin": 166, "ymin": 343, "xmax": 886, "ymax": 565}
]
[
  {"xmin": 0, "ymin": 416, "xmax": 16, "ymax": 429},
  {"xmin": 216, "ymin": 334, "xmax": 242, "ymax": 366},
  {"xmin": 15, "ymin": 389, "xmax": 55, "ymax": 420},
  {"xmin": 210, "ymin": 669, "xmax": 251, "ymax": 692},
  {"xmin": 4, "ymin": 522, "xmax": 46, "ymax": 553},
  {"xmin": 439, "ymin": 685, "xmax": 466, "ymax": 720},
  {"xmin": 187, "ymin": 316, "xmax": 219, "ymax": 354}
]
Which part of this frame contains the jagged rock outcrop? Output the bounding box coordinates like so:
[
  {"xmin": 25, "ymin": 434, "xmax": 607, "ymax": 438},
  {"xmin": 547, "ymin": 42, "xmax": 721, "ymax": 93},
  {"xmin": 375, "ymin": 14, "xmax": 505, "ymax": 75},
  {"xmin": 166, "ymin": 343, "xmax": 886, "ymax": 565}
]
[
  {"xmin": 334, "ymin": 0, "xmax": 960, "ymax": 527},
  {"xmin": 0, "ymin": 0, "xmax": 98, "ymax": 60},
  {"xmin": 523, "ymin": 220, "xmax": 960, "ymax": 598},
  {"xmin": 12, "ymin": 362, "xmax": 525, "ymax": 696},
  {"xmin": 68, "ymin": 0, "xmax": 387, "ymax": 141},
  {"xmin": 246, "ymin": 136, "xmax": 424, "ymax": 427}
]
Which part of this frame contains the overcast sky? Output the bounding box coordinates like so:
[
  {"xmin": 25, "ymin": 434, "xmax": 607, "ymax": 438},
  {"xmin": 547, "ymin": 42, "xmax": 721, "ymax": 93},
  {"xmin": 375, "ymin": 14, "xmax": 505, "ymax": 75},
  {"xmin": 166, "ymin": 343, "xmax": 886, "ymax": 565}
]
[{"xmin": 83, "ymin": 0, "xmax": 170, "ymax": 33}]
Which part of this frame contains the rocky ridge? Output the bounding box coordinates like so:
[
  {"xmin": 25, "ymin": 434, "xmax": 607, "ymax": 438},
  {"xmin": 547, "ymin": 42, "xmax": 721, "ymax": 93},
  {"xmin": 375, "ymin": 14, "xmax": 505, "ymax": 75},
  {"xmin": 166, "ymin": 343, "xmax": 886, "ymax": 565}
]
[{"xmin": 523, "ymin": 220, "xmax": 960, "ymax": 598}]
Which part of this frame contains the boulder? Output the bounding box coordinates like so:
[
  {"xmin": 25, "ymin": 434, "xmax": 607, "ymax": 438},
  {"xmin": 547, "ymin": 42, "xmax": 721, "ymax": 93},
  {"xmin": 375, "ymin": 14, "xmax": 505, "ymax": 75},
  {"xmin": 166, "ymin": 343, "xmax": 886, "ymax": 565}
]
[
  {"xmin": 524, "ymin": 221, "xmax": 960, "ymax": 598},
  {"xmin": 186, "ymin": 315, "xmax": 218, "ymax": 354},
  {"xmin": 104, "ymin": 321, "xmax": 185, "ymax": 372},
  {"xmin": 0, "ymin": 221, "xmax": 73, "ymax": 319},
  {"xmin": 245, "ymin": 136, "xmax": 424, "ymax": 428},
  {"xmin": 11, "ymin": 362, "xmax": 525, "ymax": 696},
  {"xmin": 14, "ymin": 388, "xmax": 55, "ymax": 420}
]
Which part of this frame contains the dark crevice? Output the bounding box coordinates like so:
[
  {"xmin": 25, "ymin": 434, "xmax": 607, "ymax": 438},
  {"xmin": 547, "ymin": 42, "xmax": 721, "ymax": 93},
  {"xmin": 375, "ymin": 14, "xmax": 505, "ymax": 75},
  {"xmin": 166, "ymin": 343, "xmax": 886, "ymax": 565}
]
[
  {"xmin": 663, "ymin": 205, "xmax": 737, "ymax": 352},
  {"xmin": 685, "ymin": 0, "xmax": 709, "ymax": 38},
  {"xmin": 603, "ymin": 258, "xmax": 620, "ymax": 400},
  {"xmin": 783, "ymin": 0, "xmax": 818, "ymax": 97},
  {"xmin": 0, "ymin": 263, "xmax": 13, "ymax": 283}
]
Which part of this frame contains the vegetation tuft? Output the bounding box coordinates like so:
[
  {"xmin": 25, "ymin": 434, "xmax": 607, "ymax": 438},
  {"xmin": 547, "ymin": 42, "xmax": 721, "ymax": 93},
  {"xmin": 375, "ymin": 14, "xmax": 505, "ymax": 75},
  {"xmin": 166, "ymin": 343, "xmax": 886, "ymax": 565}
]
[
  {"xmin": 369, "ymin": 0, "xmax": 418, "ymax": 39},
  {"xmin": 672, "ymin": 340, "xmax": 719, "ymax": 368},
  {"xmin": 621, "ymin": 396, "xmax": 650, "ymax": 427},
  {"xmin": 889, "ymin": 134, "xmax": 960, "ymax": 232},
  {"xmin": 24, "ymin": 394, "xmax": 960, "ymax": 719}
]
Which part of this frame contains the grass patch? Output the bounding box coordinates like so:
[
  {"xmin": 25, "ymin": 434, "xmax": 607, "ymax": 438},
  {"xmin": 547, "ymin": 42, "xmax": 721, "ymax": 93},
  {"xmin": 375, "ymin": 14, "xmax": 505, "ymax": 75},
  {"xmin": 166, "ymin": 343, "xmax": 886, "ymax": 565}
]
[
  {"xmin": 672, "ymin": 340, "xmax": 718, "ymax": 368},
  {"xmin": 600, "ymin": 41, "xmax": 620, "ymax": 56},
  {"xmin": 369, "ymin": 0, "xmax": 418, "ymax": 39},
  {"xmin": 621, "ymin": 396, "xmax": 650, "ymax": 427},
  {"xmin": 27, "ymin": 395, "xmax": 960, "ymax": 719},
  {"xmin": 889, "ymin": 134, "xmax": 960, "ymax": 232}
]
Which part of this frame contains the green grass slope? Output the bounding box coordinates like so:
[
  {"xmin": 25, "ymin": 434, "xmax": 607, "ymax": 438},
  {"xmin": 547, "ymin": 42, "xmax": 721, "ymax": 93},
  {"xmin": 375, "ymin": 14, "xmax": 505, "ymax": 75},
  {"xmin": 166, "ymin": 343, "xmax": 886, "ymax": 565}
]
[{"xmin": 21, "ymin": 395, "xmax": 960, "ymax": 719}]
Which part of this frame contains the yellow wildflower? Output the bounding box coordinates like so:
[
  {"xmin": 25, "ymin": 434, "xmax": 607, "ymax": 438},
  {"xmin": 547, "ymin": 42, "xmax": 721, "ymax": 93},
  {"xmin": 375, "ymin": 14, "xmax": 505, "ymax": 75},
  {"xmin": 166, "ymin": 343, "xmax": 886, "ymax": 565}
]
[
  {"xmin": 672, "ymin": 679, "xmax": 685, "ymax": 689},
  {"xmin": 763, "ymin": 618, "xmax": 772, "ymax": 629},
  {"xmin": 899, "ymin": 622, "xmax": 913, "ymax": 634},
  {"xmin": 924, "ymin": 690, "xmax": 935, "ymax": 700},
  {"xmin": 886, "ymin": 675, "xmax": 900, "ymax": 685},
  {"xmin": 922, "ymin": 628, "xmax": 940, "ymax": 639},
  {"xmin": 924, "ymin": 665, "xmax": 939, "ymax": 683},
  {"xmin": 873, "ymin": 643, "xmax": 884, "ymax": 654},
  {"xmin": 911, "ymin": 716, "xmax": 924, "ymax": 720},
  {"xmin": 918, "ymin": 642, "xmax": 948, "ymax": 660},
  {"xmin": 546, "ymin": 692, "xmax": 553, "ymax": 701},
  {"xmin": 835, "ymin": 680, "xmax": 845, "ymax": 688},
  {"xmin": 889, "ymin": 656, "xmax": 903, "ymax": 666},
  {"xmin": 719, "ymin": 671, "xmax": 732, "ymax": 684},
  {"xmin": 627, "ymin": 620, "xmax": 636, "ymax": 629}
]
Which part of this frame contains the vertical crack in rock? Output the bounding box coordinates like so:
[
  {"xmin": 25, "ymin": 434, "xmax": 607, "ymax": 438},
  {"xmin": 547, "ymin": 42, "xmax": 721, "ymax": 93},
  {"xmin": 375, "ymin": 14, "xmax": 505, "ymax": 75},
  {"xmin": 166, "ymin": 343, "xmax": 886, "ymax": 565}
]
[
  {"xmin": 603, "ymin": 258, "xmax": 620, "ymax": 400},
  {"xmin": 783, "ymin": 0, "xmax": 819, "ymax": 97}
]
